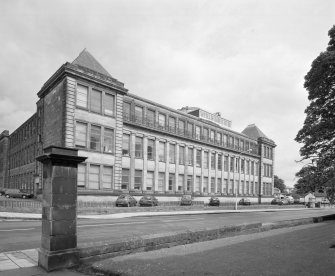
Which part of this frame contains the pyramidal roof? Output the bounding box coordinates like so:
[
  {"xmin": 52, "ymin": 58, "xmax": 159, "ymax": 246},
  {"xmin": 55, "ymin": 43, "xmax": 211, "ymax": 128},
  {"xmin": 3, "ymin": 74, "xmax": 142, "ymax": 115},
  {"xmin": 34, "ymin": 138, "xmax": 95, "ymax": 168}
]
[
  {"xmin": 72, "ymin": 49, "xmax": 112, "ymax": 77},
  {"xmin": 242, "ymin": 124, "xmax": 269, "ymax": 140}
]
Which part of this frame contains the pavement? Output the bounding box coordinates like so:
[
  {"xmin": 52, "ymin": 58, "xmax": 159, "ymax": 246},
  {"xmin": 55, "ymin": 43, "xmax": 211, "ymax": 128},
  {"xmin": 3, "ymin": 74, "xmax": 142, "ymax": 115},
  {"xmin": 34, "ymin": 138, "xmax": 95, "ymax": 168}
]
[{"xmin": 0, "ymin": 207, "xmax": 334, "ymax": 276}]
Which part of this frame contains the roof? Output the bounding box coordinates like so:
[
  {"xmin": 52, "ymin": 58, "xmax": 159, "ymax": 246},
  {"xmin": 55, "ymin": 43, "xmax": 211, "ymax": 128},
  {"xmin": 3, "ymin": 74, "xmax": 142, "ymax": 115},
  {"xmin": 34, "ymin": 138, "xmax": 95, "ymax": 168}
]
[
  {"xmin": 72, "ymin": 49, "xmax": 112, "ymax": 77},
  {"xmin": 242, "ymin": 124, "xmax": 269, "ymax": 140}
]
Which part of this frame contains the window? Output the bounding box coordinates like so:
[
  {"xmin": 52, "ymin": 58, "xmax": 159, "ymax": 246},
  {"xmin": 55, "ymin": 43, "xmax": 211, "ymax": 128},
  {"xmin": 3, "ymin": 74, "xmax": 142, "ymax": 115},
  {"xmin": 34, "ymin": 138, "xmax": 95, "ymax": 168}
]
[
  {"xmin": 218, "ymin": 155, "xmax": 222, "ymax": 170},
  {"xmin": 204, "ymin": 152, "xmax": 209, "ymax": 169},
  {"xmin": 234, "ymin": 138, "xmax": 239, "ymax": 150},
  {"xmin": 134, "ymin": 170, "xmax": 142, "ymax": 190},
  {"xmin": 188, "ymin": 148, "xmax": 193, "ymax": 165},
  {"xmin": 235, "ymin": 158, "xmax": 239, "ymax": 172},
  {"xmin": 241, "ymin": 180, "xmax": 245, "ymax": 194},
  {"xmin": 169, "ymin": 117, "xmax": 176, "ymax": 132},
  {"xmin": 223, "ymin": 135, "xmax": 227, "ymax": 147},
  {"xmin": 195, "ymin": 176, "xmax": 201, "ymax": 192},
  {"xmin": 195, "ymin": 126, "xmax": 201, "ymax": 140},
  {"xmin": 147, "ymin": 139, "xmax": 155, "ymax": 160},
  {"xmin": 169, "ymin": 144, "xmax": 176, "ymax": 163},
  {"xmin": 146, "ymin": 171, "xmax": 154, "ymax": 191},
  {"xmin": 246, "ymin": 160, "xmax": 250, "ymax": 174},
  {"xmin": 211, "ymin": 177, "xmax": 215, "ymax": 193},
  {"xmin": 196, "ymin": 149, "xmax": 201, "ymax": 167},
  {"xmin": 104, "ymin": 93, "xmax": 115, "ymax": 116},
  {"xmin": 203, "ymin": 128, "xmax": 209, "ymax": 141},
  {"xmin": 178, "ymin": 120, "xmax": 185, "ymax": 135},
  {"xmin": 224, "ymin": 156, "xmax": 228, "ymax": 172},
  {"xmin": 241, "ymin": 160, "xmax": 245, "ymax": 174},
  {"xmin": 211, "ymin": 153, "xmax": 216, "ymax": 170},
  {"xmin": 88, "ymin": 164, "xmax": 100, "ymax": 189},
  {"xmin": 217, "ymin": 133, "xmax": 222, "ymax": 145},
  {"xmin": 77, "ymin": 164, "xmax": 86, "ymax": 187},
  {"xmin": 229, "ymin": 136, "xmax": 233, "ymax": 148},
  {"xmin": 251, "ymin": 161, "xmax": 254, "ymax": 175},
  {"xmin": 75, "ymin": 122, "xmax": 87, "ymax": 148},
  {"xmin": 187, "ymin": 123, "xmax": 193, "ymax": 137},
  {"xmin": 103, "ymin": 128, "xmax": 114, "ymax": 153},
  {"xmin": 210, "ymin": 131, "xmax": 215, "ymax": 143},
  {"xmin": 168, "ymin": 173, "xmax": 175, "ymax": 191},
  {"xmin": 122, "ymin": 134, "xmax": 130, "ymax": 156},
  {"xmin": 135, "ymin": 106, "xmax": 143, "ymax": 123},
  {"xmin": 187, "ymin": 175, "xmax": 192, "ymax": 191},
  {"xmin": 135, "ymin": 137, "xmax": 143, "ymax": 158},
  {"xmin": 147, "ymin": 109, "xmax": 155, "ymax": 126},
  {"xmin": 203, "ymin": 177, "xmax": 208, "ymax": 193},
  {"xmin": 246, "ymin": 181, "xmax": 250, "ymax": 194},
  {"xmin": 123, "ymin": 102, "xmax": 131, "ymax": 119},
  {"xmin": 158, "ymin": 113, "xmax": 166, "ymax": 129},
  {"xmin": 91, "ymin": 89, "xmax": 102, "ymax": 113},
  {"xmin": 179, "ymin": 146, "xmax": 185, "ymax": 165},
  {"xmin": 102, "ymin": 166, "xmax": 113, "ymax": 189},
  {"xmin": 158, "ymin": 172, "xmax": 165, "ymax": 191},
  {"xmin": 223, "ymin": 179, "xmax": 228, "ymax": 194},
  {"xmin": 121, "ymin": 169, "xmax": 129, "ymax": 190},
  {"xmin": 178, "ymin": 175, "xmax": 184, "ymax": 191},
  {"xmin": 159, "ymin": 142, "xmax": 165, "ymax": 162},
  {"xmin": 90, "ymin": 125, "xmax": 101, "ymax": 151},
  {"xmin": 230, "ymin": 157, "xmax": 234, "ymax": 172},
  {"xmin": 255, "ymin": 163, "xmax": 259, "ymax": 176},
  {"xmin": 76, "ymin": 84, "xmax": 88, "ymax": 108}
]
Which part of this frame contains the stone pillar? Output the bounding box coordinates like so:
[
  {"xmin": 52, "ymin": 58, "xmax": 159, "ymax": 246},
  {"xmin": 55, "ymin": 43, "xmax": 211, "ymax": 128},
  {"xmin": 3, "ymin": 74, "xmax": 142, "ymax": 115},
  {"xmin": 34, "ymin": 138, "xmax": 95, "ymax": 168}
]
[{"xmin": 36, "ymin": 146, "xmax": 86, "ymax": 272}]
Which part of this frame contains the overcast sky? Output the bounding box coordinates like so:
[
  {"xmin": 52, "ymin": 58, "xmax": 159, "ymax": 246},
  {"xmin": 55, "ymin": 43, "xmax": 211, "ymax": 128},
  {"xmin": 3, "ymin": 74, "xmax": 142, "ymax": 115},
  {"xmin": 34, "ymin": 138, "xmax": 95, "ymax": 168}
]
[{"xmin": 0, "ymin": 0, "xmax": 334, "ymax": 187}]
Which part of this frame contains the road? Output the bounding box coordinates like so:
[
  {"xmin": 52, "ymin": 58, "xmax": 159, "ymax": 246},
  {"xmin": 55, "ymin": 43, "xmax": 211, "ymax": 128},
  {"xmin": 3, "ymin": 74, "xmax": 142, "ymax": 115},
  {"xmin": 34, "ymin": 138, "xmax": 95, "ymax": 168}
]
[
  {"xmin": 0, "ymin": 209, "xmax": 334, "ymax": 252},
  {"xmin": 94, "ymin": 221, "xmax": 335, "ymax": 276}
]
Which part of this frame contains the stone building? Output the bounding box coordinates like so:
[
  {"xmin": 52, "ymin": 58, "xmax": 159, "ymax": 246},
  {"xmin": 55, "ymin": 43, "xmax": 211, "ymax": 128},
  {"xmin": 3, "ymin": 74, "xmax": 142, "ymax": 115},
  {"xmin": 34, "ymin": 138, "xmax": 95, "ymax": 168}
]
[{"xmin": 0, "ymin": 50, "xmax": 276, "ymax": 202}]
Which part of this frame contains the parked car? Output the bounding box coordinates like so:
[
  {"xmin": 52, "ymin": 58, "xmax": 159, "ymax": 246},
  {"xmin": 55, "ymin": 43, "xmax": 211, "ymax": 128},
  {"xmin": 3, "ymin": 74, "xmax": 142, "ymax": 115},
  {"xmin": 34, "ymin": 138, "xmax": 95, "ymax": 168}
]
[
  {"xmin": 209, "ymin": 197, "xmax": 220, "ymax": 206},
  {"xmin": 115, "ymin": 194, "xmax": 137, "ymax": 207},
  {"xmin": 5, "ymin": 189, "xmax": 33, "ymax": 199},
  {"xmin": 286, "ymin": 196, "xmax": 294, "ymax": 204},
  {"xmin": 180, "ymin": 195, "xmax": 193, "ymax": 206},
  {"xmin": 239, "ymin": 198, "xmax": 251, "ymax": 206},
  {"xmin": 139, "ymin": 195, "xmax": 158, "ymax": 207},
  {"xmin": 0, "ymin": 189, "xmax": 6, "ymax": 196}
]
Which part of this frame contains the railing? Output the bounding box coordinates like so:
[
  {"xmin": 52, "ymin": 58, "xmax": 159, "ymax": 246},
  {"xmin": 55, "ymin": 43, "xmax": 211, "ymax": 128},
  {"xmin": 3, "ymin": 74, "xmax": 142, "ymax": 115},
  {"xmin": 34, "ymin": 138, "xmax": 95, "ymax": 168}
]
[{"xmin": 123, "ymin": 113, "xmax": 259, "ymax": 156}]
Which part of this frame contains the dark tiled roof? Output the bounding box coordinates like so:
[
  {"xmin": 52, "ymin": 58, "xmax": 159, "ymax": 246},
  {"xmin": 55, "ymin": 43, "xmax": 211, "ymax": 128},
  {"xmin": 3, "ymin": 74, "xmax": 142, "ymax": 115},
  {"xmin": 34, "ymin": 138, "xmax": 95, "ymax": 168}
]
[
  {"xmin": 241, "ymin": 124, "xmax": 269, "ymax": 140},
  {"xmin": 72, "ymin": 49, "xmax": 112, "ymax": 77}
]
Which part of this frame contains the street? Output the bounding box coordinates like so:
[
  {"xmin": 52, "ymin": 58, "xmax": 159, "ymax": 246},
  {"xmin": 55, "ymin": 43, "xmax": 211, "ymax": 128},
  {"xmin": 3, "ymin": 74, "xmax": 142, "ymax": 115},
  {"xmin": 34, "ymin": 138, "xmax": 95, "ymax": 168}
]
[
  {"xmin": 0, "ymin": 209, "xmax": 334, "ymax": 252},
  {"xmin": 93, "ymin": 221, "xmax": 335, "ymax": 276}
]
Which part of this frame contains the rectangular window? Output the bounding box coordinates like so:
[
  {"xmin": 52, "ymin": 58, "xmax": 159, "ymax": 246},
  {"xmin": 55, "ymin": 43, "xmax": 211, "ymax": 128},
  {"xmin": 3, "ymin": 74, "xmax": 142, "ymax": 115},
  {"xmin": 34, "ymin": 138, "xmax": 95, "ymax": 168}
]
[
  {"xmin": 187, "ymin": 123, "xmax": 193, "ymax": 137},
  {"xmin": 90, "ymin": 125, "xmax": 101, "ymax": 151},
  {"xmin": 104, "ymin": 93, "xmax": 115, "ymax": 116},
  {"xmin": 211, "ymin": 153, "xmax": 216, "ymax": 170},
  {"xmin": 158, "ymin": 172, "xmax": 165, "ymax": 191},
  {"xmin": 246, "ymin": 181, "xmax": 250, "ymax": 194},
  {"xmin": 204, "ymin": 152, "xmax": 209, "ymax": 169},
  {"xmin": 146, "ymin": 171, "xmax": 154, "ymax": 191},
  {"xmin": 255, "ymin": 181, "xmax": 259, "ymax": 194},
  {"xmin": 223, "ymin": 179, "xmax": 228, "ymax": 194},
  {"xmin": 102, "ymin": 166, "xmax": 113, "ymax": 189},
  {"xmin": 169, "ymin": 173, "xmax": 175, "ymax": 191},
  {"xmin": 187, "ymin": 175, "xmax": 192, "ymax": 191},
  {"xmin": 135, "ymin": 106, "xmax": 143, "ymax": 123},
  {"xmin": 235, "ymin": 158, "xmax": 239, "ymax": 173},
  {"xmin": 75, "ymin": 122, "xmax": 87, "ymax": 148},
  {"xmin": 195, "ymin": 126, "xmax": 201, "ymax": 140},
  {"xmin": 77, "ymin": 164, "xmax": 86, "ymax": 187},
  {"xmin": 159, "ymin": 142, "xmax": 165, "ymax": 162},
  {"xmin": 241, "ymin": 180, "xmax": 245, "ymax": 194},
  {"xmin": 169, "ymin": 117, "xmax": 176, "ymax": 132},
  {"xmin": 203, "ymin": 128, "xmax": 209, "ymax": 141},
  {"xmin": 169, "ymin": 144, "xmax": 176, "ymax": 163},
  {"xmin": 147, "ymin": 109, "xmax": 155, "ymax": 126},
  {"xmin": 188, "ymin": 148, "xmax": 194, "ymax": 166},
  {"xmin": 229, "ymin": 136, "xmax": 234, "ymax": 148},
  {"xmin": 210, "ymin": 131, "xmax": 215, "ymax": 143},
  {"xmin": 224, "ymin": 156, "xmax": 228, "ymax": 172},
  {"xmin": 91, "ymin": 89, "xmax": 102, "ymax": 113},
  {"xmin": 203, "ymin": 177, "xmax": 208, "ymax": 193},
  {"xmin": 179, "ymin": 146, "xmax": 185, "ymax": 165},
  {"xmin": 218, "ymin": 155, "xmax": 222, "ymax": 170},
  {"xmin": 134, "ymin": 170, "xmax": 142, "ymax": 190},
  {"xmin": 234, "ymin": 138, "xmax": 239, "ymax": 150},
  {"xmin": 122, "ymin": 134, "xmax": 130, "ymax": 156},
  {"xmin": 103, "ymin": 128, "xmax": 114, "ymax": 153},
  {"xmin": 246, "ymin": 160, "xmax": 250, "ymax": 174},
  {"xmin": 76, "ymin": 84, "xmax": 88, "ymax": 108},
  {"xmin": 196, "ymin": 149, "xmax": 201, "ymax": 167},
  {"xmin": 158, "ymin": 113, "xmax": 166, "ymax": 129},
  {"xmin": 241, "ymin": 160, "xmax": 245, "ymax": 174},
  {"xmin": 123, "ymin": 102, "xmax": 131, "ymax": 119},
  {"xmin": 147, "ymin": 139, "xmax": 155, "ymax": 160},
  {"xmin": 255, "ymin": 163, "xmax": 259, "ymax": 176},
  {"xmin": 251, "ymin": 161, "xmax": 255, "ymax": 175},
  {"xmin": 135, "ymin": 137, "xmax": 143, "ymax": 158},
  {"xmin": 178, "ymin": 174, "xmax": 184, "ymax": 191},
  {"xmin": 178, "ymin": 120, "xmax": 185, "ymax": 135},
  {"xmin": 230, "ymin": 157, "xmax": 234, "ymax": 172},
  {"xmin": 88, "ymin": 164, "xmax": 100, "ymax": 190},
  {"xmin": 217, "ymin": 133, "xmax": 222, "ymax": 145},
  {"xmin": 195, "ymin": 176, "xmax": 201, "ymax": 192},
  {"xmin": 121, "ymin": 169, "xmax": 129, "ymax": 190},
  {"xmin": 223, "ymin": 134, "xmax": 228, "ymax": 147},
  {"xmin": 211, "ymin": 177, "xmax": 215, "ymax": 193}
]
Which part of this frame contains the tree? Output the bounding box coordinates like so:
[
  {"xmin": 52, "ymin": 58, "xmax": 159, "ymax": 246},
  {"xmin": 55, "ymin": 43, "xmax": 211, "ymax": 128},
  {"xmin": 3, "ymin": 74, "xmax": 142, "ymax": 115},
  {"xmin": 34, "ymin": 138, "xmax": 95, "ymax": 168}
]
[
  {"xmin": 274, "ymin": 175, "xmax": 286, "ymax": 192},
  {"xmin": 295, "ymin": 25, "xmax": 335, "ymax": 202}
]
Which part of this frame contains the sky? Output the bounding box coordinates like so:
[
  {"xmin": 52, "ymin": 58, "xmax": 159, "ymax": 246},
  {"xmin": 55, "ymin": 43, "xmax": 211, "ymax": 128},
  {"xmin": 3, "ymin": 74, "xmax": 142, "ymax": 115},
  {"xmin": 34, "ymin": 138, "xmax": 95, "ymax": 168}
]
[{"xmin": 0, "ymin": 0, "xmax": 334, "ymax": 187}]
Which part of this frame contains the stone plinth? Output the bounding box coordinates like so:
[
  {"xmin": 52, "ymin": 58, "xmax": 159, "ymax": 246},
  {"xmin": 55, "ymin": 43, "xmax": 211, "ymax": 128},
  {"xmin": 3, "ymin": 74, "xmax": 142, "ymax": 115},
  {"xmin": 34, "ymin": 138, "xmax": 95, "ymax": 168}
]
[{"xmin": 36, "ymin": 146, "xmax": 86, "ymax": 272}]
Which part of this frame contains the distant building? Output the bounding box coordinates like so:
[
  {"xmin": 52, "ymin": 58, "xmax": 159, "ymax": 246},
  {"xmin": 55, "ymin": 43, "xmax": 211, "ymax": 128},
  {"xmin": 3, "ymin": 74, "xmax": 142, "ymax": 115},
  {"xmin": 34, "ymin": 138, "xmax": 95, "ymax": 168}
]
[{"xmin": 0, "ymin": 50, "xmax": 276, "ymax": 202}]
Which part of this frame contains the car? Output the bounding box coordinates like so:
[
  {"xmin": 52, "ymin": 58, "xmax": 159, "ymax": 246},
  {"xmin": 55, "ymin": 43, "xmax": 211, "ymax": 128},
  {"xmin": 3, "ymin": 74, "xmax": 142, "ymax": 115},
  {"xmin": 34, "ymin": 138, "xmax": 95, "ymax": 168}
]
[
  {"xmin": 239, "ymin": 198, "xmax": 251, "ymax": 206},
  {"xmin": 139, "ymin": 195, "xmax": 158, "ymax": 207},
  {"xmin": 286, "ymin": 196, "xmax": 294, "ymax": 204},
  {"xmin": 0, "ymin": 189, "xmax": 6, "ymax": 196},
  {"xmin": 279, "ymin": 198, "xmax": 289, "ymax": 205},
  {"xmin": 271, "ymin": 198, "xmax": 281, "ymax": 205},
  {"xmin": 180, "ymin": 195, "xmax": 193, "ymax": 206},
  {"xmin": 115, "ymin": 194, "xmax": 137, "ymax": 207},
  {"xmin": 4, "ymin": 189, "xmax": 33, "ymax": 199},
  {"xmin": 209, "ymin": 197, "xmax": 220, "ymax": 206}
]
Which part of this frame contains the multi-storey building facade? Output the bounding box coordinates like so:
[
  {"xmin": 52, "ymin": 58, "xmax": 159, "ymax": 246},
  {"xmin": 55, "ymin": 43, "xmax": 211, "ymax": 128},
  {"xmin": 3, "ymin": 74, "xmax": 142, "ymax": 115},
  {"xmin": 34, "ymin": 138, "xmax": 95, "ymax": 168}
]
[{"xmin": 0, "ymin": 50, "xmax": 276, "ymax": 202}]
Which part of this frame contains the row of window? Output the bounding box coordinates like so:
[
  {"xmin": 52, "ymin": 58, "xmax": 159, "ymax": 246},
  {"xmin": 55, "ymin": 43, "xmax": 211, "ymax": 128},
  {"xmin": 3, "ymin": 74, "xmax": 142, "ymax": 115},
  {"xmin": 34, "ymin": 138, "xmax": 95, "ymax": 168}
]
[
  {"xmin": 263, "ymin": 182, "xmax": 272, "ymax": 196},
  {"xmin": 75, "ymin": 121, "xmax": 114, "ymax": 153},
  {"xmin": 9, "ymin": 143, "xmax": 37, "ymax": 169},
  {"xmin": 263, "ymin": 164, "xmax": 273, "ymax": 177},
  {"xmin": 263, "ymin": 145, "xmax": 273, "ymax": 160},
  {"xmin": 76, "ymin": 83, "xmax": 116, "ymax": 117},
  {"xmin": 123, "ymin": 102, "xmax": 258, "ymax": 154},
  {"xmin": 8, "ymin": 172, "xmax": 34, "ymax": 193},
  {"xmin": 77, "ymin": 164, "xmax": 113, "ymax": 190},
  {"xmin": 10, "ymin": 117, "xmax": 39, "ymax": 147}
]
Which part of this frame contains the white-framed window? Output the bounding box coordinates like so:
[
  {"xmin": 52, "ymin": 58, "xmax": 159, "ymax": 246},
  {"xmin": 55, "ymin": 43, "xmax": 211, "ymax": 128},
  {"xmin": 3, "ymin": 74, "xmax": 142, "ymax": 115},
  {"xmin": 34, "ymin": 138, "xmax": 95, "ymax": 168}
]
[
  {"xmin": 88, "ymin": 164, "xmax": 100, "ymax": 190},
  {"xmin": 134, "ymin": 170, "xmax": 142, "ymax": 190},
  {"xmin": 147, "ymin": 139, "xmax": 155, "ymax": 160},
  {"xmin": 188, "ymin": 148, "xmax": 193, "ymax": 165},
  {"xmin": 75, "ymin": 122, "xmax": 87, "ymax": 148},
  {"xmin": 169, "ymin": 173, "xmax": 175, "ymax": 191},
  {"xmin": 102, "ymin": 166, "xmax": 113, "ymax": 189},
  {"xmin": 90, "ymin": 125, "xmax": 101, "ymax": 151},
  {"xmin": 103, "ymin": 128, "xmax": 114, "ymax": 153},
  {"xmin": 158, "ymin": 172, "xmax": 165, "ymax": 191},
  {"xmin": 169, "ymin": 144, "xmax": 176, "ymax": 163},
  {"xmin": 104, "ymin": 93, "xmax": 115, "ymax": 116},
  {"xmin": 204, "ymin": 152, "xmax": 209, "ymax": 169},
  {"xmin": 135, "ymin": 137, "xmax": 143, "ymax": 158},
  {"xmin": 91, "ymin": 89, "xmax": 102, "ymax": 113},
  {"xmin": 178, "ymin": 174, "xmax": 184, "ymax": 191},
  {"xmin": 187, "ymin": 175, "xmax": 192, "ymax": 191},
  {"xmin": 179, "ymin": 146, "xmax": 185, "ymax": 165},
  {"xmin": 121, "ymin": 169, "xmax": 129, "ymax": 190},
  {"xmin": 77, "ymin": 163, "xmax": 86, "ymax": 187},
  {"xmin": 76, "ymin": 84, "xmax": 88, "ymax": 108},
  {"xmin": 146, "ymin": 171, "xmax": 154, "ymax": 191},
  {"xmin": 122, "ymin": 134, "xmax": 130, "ymax": 156},
  {"xmin": 159, "ymin": 142, "xmax": 165, "ymax": 162},
  {"xmin": 195, "ymin": 176, "xmax": 201, "ymax": 192}
]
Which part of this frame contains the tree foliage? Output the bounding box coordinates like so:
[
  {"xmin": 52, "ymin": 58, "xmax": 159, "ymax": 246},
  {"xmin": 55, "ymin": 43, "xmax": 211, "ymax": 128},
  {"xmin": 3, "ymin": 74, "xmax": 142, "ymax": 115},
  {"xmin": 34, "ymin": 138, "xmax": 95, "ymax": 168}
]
[
  {"xmin": 274, "ymin": 175, "xmax": 286, "ymax": 192},
  {"xmin": 295, "ymin": 25, "xmax": 335, "ymax": 203}
]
